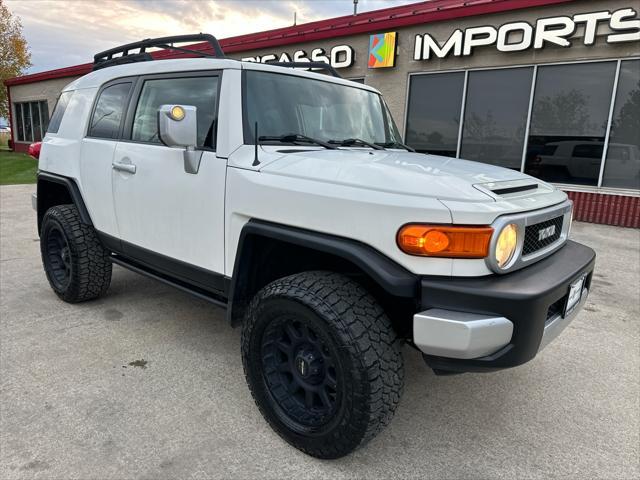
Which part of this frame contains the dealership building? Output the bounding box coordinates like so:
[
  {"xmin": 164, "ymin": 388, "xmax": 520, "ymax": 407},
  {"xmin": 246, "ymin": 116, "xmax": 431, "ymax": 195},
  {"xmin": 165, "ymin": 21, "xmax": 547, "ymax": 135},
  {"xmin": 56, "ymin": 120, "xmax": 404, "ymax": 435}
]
[{"xmin": 4, "ymin": 0, "xmax": 640, "ymax": 227}]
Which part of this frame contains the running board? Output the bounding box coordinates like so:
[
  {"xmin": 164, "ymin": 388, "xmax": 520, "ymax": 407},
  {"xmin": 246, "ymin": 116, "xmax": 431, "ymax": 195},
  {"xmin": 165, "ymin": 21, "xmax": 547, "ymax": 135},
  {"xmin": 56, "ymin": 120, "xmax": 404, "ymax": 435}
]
[{"xmin": 110, "ymin": 255, "xmax": 228, "ymax": 309}]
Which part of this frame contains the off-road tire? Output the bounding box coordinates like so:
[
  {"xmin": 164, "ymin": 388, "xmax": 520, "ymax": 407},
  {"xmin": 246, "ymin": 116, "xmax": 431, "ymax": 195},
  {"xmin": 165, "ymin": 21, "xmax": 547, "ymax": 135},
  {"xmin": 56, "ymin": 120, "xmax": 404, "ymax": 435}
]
[
  {"xmin": 40, "ymin": 204, "xmax": 112, "ymax": 303},
  {"xmin": 241, "ymin": 271, "xmax": 404, "ymax": 459}
]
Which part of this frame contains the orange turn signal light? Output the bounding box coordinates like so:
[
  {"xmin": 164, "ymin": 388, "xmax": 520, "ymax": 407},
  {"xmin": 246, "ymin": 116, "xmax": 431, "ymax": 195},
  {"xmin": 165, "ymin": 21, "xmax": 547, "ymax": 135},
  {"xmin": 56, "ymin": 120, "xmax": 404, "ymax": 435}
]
[{"xmin": 397, "ymin": 225, "xmax": 493, "ymax": 258}]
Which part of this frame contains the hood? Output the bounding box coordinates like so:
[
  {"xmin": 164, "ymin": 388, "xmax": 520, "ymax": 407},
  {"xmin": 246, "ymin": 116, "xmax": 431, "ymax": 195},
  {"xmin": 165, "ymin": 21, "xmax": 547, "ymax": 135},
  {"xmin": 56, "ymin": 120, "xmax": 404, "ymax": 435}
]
[{"xmin": 259, "ymin": 149, "xmax": 550, "ymax": 202}]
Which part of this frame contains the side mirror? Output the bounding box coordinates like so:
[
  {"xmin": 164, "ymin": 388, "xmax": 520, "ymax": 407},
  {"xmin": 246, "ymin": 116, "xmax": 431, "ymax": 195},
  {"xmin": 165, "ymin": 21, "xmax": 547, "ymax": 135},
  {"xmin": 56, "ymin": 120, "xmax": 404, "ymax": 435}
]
[{"xmin": 158, "ymin": 104, "xmax": 202, "ymax": 174}]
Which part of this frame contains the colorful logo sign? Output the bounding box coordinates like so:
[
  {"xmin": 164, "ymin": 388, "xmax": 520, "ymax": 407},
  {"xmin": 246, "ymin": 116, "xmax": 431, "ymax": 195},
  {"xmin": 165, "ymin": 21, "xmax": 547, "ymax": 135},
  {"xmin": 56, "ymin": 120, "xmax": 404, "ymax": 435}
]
[{"xmin": 368, "ymin": 32, "xmax": 397, "ymax": 68}]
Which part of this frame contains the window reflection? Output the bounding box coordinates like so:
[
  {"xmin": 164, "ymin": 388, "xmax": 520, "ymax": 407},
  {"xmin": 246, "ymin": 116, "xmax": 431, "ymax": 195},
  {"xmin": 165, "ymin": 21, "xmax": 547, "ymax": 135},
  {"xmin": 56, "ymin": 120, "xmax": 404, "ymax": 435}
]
[
  {"xmin": 461, "ymin": 67, "xmax": 533, "ymax": 170},
  {"xmin": 603, "ymin": 60, "xmax": 640, "ymax": 190},
  {"xmin": 405, "ymin": 72, "xmax": 464, "ymax": 157},
  {"xmin": 525, "ymin": 62, "xmax": 617, "ymax": 185}
]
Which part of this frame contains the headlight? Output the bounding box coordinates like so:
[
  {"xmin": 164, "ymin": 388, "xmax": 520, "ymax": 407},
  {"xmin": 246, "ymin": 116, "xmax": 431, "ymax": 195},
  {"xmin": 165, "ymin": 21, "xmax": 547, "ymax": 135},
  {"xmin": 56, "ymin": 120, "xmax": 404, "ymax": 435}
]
[
  {"xmin": 495, "ymin": 224, "xmax": 518, "ymax": 269},
  {"xmin": 397, "ymin": 225, "xmax": 493, "ymax": 258}
]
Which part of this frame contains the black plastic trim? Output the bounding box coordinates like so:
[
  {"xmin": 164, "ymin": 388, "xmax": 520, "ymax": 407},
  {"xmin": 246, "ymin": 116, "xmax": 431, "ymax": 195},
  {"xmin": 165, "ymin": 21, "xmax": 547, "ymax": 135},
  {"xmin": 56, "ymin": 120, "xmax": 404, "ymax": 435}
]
[
  {"xmin": 227, "ymin": 219, "xmax": 419, "ymax": 324},
  {"xmin": 111, "ymin": 255, "xmax": 227, "ymax": 308},
  {"xmin": 37, "ymin": 171, "xmax": 92, "ymax": 225},
  {"xmin": 270, "ymin": 61, "xmax": 342, "ymax": 78},
  {"xmin": 109, "ymin": 232, "xmax": 229, "ymax": 297},
  {"xmin": 96, "ymin": 231, "xmax": 122, "ymax": 254},
  {"xmin": 492, "ymin": 184, "xmax": 538, "ymax": 195},
  {"xmin": 93, "ymin": 34, "xmax": 225, "ymax": 71},
  {"xmin": 420, "ymin": 240, "xmax": 596, "ymax": 372}
]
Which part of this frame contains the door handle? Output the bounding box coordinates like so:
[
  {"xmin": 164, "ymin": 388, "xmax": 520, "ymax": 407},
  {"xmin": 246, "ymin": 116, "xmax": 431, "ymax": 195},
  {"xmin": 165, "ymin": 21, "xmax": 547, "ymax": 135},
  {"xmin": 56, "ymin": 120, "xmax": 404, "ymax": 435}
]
[{"xmin": 112, "ymin": 159, "xmax": 136, "ymax": 174}]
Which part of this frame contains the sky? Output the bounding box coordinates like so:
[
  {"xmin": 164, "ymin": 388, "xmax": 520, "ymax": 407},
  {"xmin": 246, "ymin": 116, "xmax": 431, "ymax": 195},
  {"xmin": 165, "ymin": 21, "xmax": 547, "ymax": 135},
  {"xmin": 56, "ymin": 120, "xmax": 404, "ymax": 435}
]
[{"xmin": 7, "ymin": 0, "xmax": 413, "ymax": 74}]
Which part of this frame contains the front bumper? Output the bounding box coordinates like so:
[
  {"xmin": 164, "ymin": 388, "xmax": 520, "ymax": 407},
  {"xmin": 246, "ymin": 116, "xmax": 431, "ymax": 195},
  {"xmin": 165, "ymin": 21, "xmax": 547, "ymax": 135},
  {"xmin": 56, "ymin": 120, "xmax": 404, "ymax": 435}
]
[{"xmin": 416, "ymin": 240, "xmax": 595, "ymax": 373}]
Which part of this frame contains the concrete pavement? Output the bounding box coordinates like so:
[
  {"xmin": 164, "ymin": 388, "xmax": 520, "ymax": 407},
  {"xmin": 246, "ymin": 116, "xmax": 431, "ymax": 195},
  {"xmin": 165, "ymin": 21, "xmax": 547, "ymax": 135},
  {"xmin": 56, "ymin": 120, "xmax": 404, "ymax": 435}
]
[{"xmin": 1, "ymin": 184, "xmax": 638, "ymax": 479}]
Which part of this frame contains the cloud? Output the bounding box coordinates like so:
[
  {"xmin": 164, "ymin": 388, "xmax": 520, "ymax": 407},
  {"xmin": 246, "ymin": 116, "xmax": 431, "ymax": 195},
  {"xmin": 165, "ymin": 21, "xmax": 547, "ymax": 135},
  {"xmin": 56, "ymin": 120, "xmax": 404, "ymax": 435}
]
[{"xmin": 6, "ymin": 0, "xmax": 405, "ymax": 73}]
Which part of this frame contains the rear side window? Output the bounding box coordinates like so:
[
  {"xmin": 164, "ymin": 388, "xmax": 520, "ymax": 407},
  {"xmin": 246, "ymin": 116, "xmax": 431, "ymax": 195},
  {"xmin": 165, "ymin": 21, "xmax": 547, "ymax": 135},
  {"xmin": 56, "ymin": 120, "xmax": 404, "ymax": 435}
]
[
  {"xmin": 131, "ymin": 76, "xmax": 219, "ymax": 148},
  {"xmin": 572, "ymin": 143, "xmax": 603, "ymax": 159},
  {"xmin": 47, "ymin": 91, "xmax": 73, "ymax": 134},
  {"xmin": 88, "ymin": 82, "xmax": 132, "ymax": 139},
  {"xmin": 540, "ymin": 144, "xmax": 559, "ymax": 156}
]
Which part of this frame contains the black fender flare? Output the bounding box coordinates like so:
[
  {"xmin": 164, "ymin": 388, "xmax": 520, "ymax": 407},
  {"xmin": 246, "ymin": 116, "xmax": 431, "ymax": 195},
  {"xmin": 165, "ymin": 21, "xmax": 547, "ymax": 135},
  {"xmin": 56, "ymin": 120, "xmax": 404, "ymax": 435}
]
[
  {"xmin": 37, "ymin": 171, "xmax": 93, "ymax": 230},
  {"xmin": 226, "ymin": 219, "xmax": 419, "ymax": 325}
]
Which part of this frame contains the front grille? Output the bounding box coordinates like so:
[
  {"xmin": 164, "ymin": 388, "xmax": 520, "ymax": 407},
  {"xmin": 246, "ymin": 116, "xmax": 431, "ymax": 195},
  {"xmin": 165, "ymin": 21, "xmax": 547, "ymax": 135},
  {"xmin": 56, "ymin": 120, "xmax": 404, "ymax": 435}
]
[{"xmin": 523, "ymin": 216, "xmax": 564, "ymax": 256}]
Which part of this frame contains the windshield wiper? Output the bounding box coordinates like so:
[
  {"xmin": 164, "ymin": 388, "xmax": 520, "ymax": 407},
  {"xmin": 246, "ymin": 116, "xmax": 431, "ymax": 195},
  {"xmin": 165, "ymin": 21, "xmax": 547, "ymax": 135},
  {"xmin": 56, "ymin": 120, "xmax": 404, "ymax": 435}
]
[
  {"xmin": 375, "ymin": 141, "xmax": 416, "ymax": 152},
  {"xmin": 259, "ymin": 133, "xmax": 337, "ymax": 150},
  {"xmin": 329, "ymin": 138, "xmax": 384, "ymax": 150}
]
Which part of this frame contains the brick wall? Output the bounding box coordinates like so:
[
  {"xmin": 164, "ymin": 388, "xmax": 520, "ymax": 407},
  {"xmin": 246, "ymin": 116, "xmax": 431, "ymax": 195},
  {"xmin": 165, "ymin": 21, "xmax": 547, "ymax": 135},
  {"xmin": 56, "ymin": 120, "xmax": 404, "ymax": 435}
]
[{"xmin": 566, "ymin": 191, "xmax": 639, "ymax": 228}]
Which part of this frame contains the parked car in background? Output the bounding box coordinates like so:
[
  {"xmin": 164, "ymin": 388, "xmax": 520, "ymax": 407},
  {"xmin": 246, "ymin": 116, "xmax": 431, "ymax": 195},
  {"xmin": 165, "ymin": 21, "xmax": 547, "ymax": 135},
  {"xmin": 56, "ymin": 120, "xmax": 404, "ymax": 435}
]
[
  {"xmin": 531, "ymin": 140, "xmax": 640, "ymax": 186},
  {"xmin": 0, "ymin": 125, "xmax": 11, "ymax": 149},
  {"xmin": 28, "ymin": 142, "xmax": 42, "ymax": 159}
]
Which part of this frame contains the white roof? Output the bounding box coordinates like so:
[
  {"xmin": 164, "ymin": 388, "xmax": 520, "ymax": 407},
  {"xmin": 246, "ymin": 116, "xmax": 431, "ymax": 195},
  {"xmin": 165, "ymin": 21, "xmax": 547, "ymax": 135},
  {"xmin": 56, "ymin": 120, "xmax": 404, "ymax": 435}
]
[{"xmin": 64, "ymin": 58, "xmax": 380, "ymax": 94}]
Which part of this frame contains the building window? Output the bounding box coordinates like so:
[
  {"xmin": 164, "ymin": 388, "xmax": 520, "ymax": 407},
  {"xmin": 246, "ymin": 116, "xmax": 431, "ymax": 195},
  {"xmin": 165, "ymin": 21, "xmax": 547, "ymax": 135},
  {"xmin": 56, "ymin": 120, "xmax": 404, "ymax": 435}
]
[
  {"xmin": 404, "ymin": 58, "xmax": 639, "ymax": 192},
  {"xmin": 460, "ymin": 67, "xmax": 533, "ymax": 170},
  {"xmin": 602, "ymin": 59, "xmax": 640, "ymax": 190},
  {"xmin": 524, "ymin": 61, "xmax": 617, "ymax": 186},
  {"xmin": 15, "ymin": 103, "xmax": 24, "ymax": 142},
  {"xmin": 14, "ymin": 100, "xmax": 50, "ymax": 142},
  {"xmin": 405, "ymin": 72, "xmax": 464, "ymax": 157}
]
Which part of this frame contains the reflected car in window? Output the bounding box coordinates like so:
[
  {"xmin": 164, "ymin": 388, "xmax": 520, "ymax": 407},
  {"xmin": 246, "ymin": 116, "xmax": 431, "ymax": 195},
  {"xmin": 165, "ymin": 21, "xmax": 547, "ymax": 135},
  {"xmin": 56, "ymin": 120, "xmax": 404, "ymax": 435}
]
[{"xmin": 530, "ymin": 140, "xmax": 640, "ymax": 186}]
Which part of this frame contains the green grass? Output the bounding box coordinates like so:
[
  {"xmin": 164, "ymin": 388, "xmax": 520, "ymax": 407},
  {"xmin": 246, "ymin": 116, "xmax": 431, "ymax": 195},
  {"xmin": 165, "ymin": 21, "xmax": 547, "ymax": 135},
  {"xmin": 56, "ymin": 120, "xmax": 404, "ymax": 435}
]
[{"xmin": 0, "ymin": 150, "xmax": 38, "ymax": 185}]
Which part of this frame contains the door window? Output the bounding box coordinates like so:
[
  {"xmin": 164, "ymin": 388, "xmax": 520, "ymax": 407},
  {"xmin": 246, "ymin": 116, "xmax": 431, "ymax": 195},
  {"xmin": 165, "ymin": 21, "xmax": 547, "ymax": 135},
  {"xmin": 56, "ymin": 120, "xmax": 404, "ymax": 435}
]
[
  {"xmin": 89, "ymin": 83, "xmax": 132, "ymax": 139},
  {"xmin": 131, "ymin": 76, "xmax": 219, "ymax": 148}
]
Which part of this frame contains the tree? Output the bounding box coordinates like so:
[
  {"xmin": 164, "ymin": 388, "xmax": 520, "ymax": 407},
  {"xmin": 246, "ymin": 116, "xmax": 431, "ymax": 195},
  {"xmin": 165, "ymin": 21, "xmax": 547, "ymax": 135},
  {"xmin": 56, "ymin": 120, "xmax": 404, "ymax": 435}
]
[
  {"xmin": 531, "ymin": 89, "xmax": 594, "ymax": 136},
  {"xmin": 0, "ymin": 0, "xmax": 31, "ymax": 120},
  {"xmin": 611, "ymin": 79, "xmax": 640, "ymax": 143}
]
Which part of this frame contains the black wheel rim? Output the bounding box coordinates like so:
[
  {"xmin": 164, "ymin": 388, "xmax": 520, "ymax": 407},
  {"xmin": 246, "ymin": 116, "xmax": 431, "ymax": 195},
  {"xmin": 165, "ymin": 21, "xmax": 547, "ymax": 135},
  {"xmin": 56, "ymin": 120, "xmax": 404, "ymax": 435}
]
[
  {"xmin": 261, "ymin": 317, "xmax": 340, "ymax": 429},
  {"xmin": 45, "ymin": 226, "xmax": 72, "ymax": 290}
]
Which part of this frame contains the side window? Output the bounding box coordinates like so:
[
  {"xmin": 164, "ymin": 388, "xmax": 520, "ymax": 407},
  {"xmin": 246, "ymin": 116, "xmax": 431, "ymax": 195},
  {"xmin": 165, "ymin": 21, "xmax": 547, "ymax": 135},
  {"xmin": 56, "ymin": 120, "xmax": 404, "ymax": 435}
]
[
  {"xmin": 47, "ymin": 91, "xmax": 73, "ymax": 134},
  {"xmin": 572, "ymin": 144, "xmax": 603, "ymax": 159},
  {"xmin": 131, "ymin": 76, "xmax": 219, "ymax": 148},
  {"xmin": 88, "ymin": 83, "xmax": 132, "ymax": 139}
]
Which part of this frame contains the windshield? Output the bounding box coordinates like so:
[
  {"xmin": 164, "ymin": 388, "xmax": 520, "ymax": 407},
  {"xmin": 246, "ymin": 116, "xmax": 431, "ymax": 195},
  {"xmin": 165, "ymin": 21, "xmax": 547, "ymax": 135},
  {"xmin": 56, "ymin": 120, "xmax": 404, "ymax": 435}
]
[{"xmin": 243, "ymin": 70, "xmax": 401, "ymax": 145}]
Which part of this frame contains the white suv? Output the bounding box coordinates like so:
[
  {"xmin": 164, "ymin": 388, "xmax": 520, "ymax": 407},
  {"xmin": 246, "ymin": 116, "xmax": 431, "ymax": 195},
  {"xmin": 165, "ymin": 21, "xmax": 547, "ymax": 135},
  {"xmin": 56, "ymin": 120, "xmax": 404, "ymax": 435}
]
[{"xmin": 33, "ymin": 35, "xmax": 595, "ymax": 459}]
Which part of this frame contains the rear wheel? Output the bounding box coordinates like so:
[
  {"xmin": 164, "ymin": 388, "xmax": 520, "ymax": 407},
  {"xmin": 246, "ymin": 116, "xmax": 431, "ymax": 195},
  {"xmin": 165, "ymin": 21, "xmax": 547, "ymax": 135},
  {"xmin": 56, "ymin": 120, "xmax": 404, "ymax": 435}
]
[
  {"xmin": 241, "ymin": 271, "xmax": 404, "ymax": 459},
  {"xmin": 40, "ymin": 204, "xmax": 112, "ymax": 303}
]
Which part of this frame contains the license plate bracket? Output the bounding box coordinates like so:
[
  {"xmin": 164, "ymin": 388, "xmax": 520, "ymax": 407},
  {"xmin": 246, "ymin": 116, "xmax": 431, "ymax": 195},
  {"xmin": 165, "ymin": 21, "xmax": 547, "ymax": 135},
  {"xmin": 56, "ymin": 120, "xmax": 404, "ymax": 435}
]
[{"xmin": 564, "ymin": 275, "xmax": 586, "ymax": 317}]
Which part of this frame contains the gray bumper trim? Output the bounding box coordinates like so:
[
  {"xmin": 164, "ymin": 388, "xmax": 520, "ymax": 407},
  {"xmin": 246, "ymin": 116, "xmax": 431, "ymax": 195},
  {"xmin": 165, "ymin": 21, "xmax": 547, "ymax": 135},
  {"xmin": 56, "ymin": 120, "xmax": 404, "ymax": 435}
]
[
  {"xmin": 31, "ymin": 193, "xmax": 37, "ymax": 211},
  {"xmin": 413, "ymin": 309, "xmax": 513, "ymax": 360}
]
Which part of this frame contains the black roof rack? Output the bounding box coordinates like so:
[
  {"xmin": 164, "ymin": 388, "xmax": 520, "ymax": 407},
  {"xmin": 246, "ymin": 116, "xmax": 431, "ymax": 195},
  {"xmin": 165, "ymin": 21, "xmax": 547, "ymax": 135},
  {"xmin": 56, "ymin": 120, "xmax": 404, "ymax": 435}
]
[
  {"xmin": 269, "ymin": 62, "xmax": 342, "ymax": 78},
  {"xmin": 93, "ymin": 34, "xmax": 225, "ymax": 71}
]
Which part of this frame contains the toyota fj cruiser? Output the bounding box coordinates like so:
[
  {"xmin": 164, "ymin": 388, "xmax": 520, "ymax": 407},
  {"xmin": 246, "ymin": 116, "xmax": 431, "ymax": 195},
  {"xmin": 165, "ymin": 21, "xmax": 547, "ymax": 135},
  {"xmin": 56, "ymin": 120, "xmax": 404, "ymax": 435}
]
[{"xmin": 33, "ymin": 35, "xmax": 595, "ymax": 459}]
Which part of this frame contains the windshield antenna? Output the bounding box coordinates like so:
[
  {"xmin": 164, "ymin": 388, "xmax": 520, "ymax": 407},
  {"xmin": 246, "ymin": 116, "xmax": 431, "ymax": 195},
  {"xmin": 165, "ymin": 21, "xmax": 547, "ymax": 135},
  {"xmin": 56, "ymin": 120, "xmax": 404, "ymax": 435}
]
[{"xmin": 253, "ymin": 122, "xmax": 260, "ymax": 166}]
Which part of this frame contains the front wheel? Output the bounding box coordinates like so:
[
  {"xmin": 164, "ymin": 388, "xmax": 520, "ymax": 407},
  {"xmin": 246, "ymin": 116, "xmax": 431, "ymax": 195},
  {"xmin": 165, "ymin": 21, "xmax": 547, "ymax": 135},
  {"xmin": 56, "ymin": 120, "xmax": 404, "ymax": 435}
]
[{"xmin": 241, "ymin": 271, "xmax": 404, "ymax": 459}]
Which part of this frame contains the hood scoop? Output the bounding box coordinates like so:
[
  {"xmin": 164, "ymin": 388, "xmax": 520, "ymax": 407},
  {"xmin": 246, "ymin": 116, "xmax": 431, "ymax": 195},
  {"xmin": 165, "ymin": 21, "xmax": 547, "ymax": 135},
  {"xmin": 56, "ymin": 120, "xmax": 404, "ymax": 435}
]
[{"xmin": 475, "ymin": 179, "xmax": 544, "ymax": 198}]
